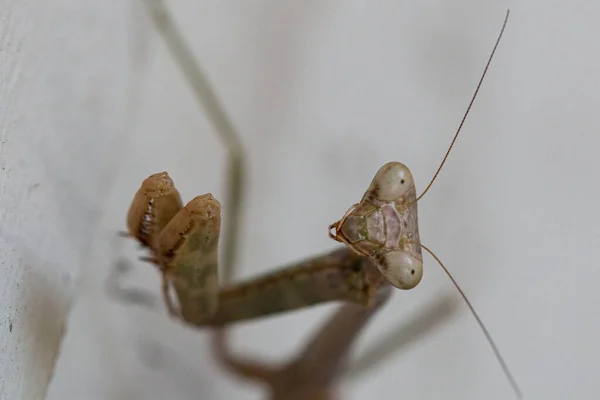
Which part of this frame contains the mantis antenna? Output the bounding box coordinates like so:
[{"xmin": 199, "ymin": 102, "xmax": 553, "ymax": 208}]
[
  {"xmin": 329, "ymin": 9, "xmax": 522, "ymax": 398},
  {"xmin": 412, "ymin": 12, "xmax": 522, "ymax": 397},
  {"xmin": 415, "ymin": 241, "xmax": 522, "ymax": 398},
  {"xmin": 407, "ymin": 9, "xmax": 510, "ymax": 208}
]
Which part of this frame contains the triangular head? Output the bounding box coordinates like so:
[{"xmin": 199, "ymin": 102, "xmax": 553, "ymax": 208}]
[{"xmin": 329, "ymin": 162, "xmax": 423, "ymax": 290}]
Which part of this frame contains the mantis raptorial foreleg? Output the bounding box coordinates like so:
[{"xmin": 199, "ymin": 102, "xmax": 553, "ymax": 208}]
[
  {"xmin": 207, "ymin": 249, "xmax": 383, "ymax": 326},
  {"xmin": 158, "ymin": 193, "xmax": 221, "ymax": 322},
  {"xmin": 125, "ymin": 172, "xmax": 221, "ymax": 321},
  {"xmin": 127, "ymin": 173, "xmax": 387, "ymax": 326}
]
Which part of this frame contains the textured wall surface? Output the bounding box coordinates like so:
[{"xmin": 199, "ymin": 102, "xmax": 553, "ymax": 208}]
[
  {"xmin": 0, "ymin": 1, "xmax": 142, "ymax": 399},
  {"xmin": 0, "ymin": 1, "xmax": 593, "ymax": 399}
]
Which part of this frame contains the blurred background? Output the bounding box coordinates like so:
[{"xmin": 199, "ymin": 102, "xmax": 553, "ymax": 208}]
[{"xmin": 1, "ymin": 0, "xmax": 599, "ymax": 399}]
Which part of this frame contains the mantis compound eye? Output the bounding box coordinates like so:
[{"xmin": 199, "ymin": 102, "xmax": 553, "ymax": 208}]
[
  {"xmin": 378, "ymin": 250, "xmax": 423, "ymax": 290},
  {"xmin": 368, "ymin": 162, "xmax": 415, "ymax": 202}
]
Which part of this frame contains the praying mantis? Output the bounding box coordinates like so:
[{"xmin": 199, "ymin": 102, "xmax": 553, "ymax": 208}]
[{"xmin": 119, "ymin": 2, "xmax": 521, "ymax": 399}]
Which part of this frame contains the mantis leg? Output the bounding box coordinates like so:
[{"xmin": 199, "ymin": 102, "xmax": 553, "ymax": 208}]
[
  {"xmin": 126, "ymin": 172, "xmax": 388, "ymax": 327},
  {"xmin": 212, "ymin": 328, "xmax": 278, "ymax": 384},
  {"xmin": 204, "ymin": 249, "xmax": 385, "ymax": 327},
  {"xmin": 125, "ymin": 173, "xmax": 389, "ymax": 328},
  {"xmin": 142, "ymin": 0, "xmax": 245, "ymax": 286},
  {"xmin": 211, "ymin": 268, "xmax": 393, "ymax": 400},
  {"xmin": 277, "ymin": 281, "xmax": 392, "ymax": 390}
]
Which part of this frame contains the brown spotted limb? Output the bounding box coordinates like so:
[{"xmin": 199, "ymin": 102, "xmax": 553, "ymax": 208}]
[{"xmin": 125, "ymin": 2, "xmax": 521, "ymax": 399}]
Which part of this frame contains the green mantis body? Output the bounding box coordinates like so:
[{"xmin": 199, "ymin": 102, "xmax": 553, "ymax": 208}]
[{"xmin": 119, "ymin": 2, "xmax": 520, "ymax": 399}]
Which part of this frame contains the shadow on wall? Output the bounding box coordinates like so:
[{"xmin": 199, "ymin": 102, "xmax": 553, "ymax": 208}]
[
  {"xmin": 19, "ymin": 255, "xmax": 72, "ymax": 398},
  {"xmin": 346, "ymin": 290, "xmax": 461, "ymax": 380}
]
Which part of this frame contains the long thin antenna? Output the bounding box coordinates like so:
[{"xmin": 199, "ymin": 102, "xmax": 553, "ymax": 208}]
[
  {"xmin": 415, "ymin": 241, "xmax": 522, "ymax": 399},
  {"xmin": 410, "ymin": 10, "xmax": 510, "ymax": 206}
]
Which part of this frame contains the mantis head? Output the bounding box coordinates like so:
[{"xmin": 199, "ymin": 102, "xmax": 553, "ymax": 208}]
[{"xmin": 329, "ymin": 162, "xmax": 423, "ymax": 290}]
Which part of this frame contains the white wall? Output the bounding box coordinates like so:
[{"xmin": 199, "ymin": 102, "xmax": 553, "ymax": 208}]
[
  {"xmin": 0, "ymin": 1, "xmax": 592, "ymax": 399},
  {"xmin": 0, "ymin": 1, "xmax": 143, "ymax": 399}
]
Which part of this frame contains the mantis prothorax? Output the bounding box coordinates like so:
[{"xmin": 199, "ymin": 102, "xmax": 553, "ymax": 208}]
[{"xmin": 120, "ymin": 3, "xmax": 520, "ymax": 399}]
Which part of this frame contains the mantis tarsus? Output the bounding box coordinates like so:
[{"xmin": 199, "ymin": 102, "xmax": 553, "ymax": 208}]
[{"xmin": 120, "ymin": 2, "xmax": 521, "ymax": 399}]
